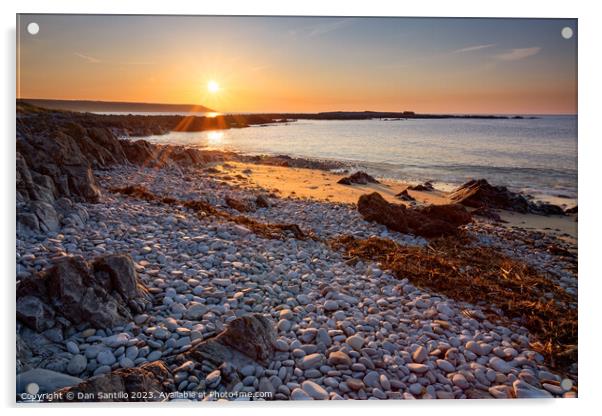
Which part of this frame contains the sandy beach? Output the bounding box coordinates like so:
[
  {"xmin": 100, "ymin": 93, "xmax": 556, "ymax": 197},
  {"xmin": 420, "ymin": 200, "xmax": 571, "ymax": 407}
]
[{"xmin": 211, "ymin": 161, "xmax": 577, "ymax": 240}]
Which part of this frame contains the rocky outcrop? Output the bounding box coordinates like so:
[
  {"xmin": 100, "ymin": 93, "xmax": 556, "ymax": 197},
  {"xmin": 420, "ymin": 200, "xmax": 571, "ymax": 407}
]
[
  {"xmin": 16, "ymin": 254, "xmax": 151, "ymax": 331},
  {"xmin": 407, "ymin": 182, "xmax": 434, "ymax": 191},
  {"xmin": 449, "ymin": 179, "xmax": 564, "ymax": 216},
  {"xmin": 337, "ymin": 171, "xmax": 379, "ymax": 185},
  {"xmin": 52, "ymin": 361, "xmax": 173, "ymax": 402},
  {"xmin": 357, "ymin": 192, "xmax": 471, "ymax": 238},
  {"xmin": 186, "ymin": 314, "xmax": 276, "ymax": 368},
  {"xmin": 16, "ymin": 105, "xmax": 228, "ymax": 237},
  {"xmin": 395, "ymin": 189, "xmax": 415, "ymax": 202}
]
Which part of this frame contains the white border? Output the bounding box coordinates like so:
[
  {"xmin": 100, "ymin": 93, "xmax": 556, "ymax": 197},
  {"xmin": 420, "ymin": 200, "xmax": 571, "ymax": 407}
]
[{"xmin": 2, "ymin": 1, "xmax": 601, "ymax": 415}]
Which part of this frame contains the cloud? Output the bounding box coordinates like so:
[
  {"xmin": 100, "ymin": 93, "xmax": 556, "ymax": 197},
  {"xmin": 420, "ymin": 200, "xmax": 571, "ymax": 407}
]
[
  {"xmin": 493, "ymin": 47, "xmax": 541, "ymax": 61},
  {"xmin": 74, "ymin": 52, "xmax": 100, "ymax": 63},
  {"xmin": 453, "ymin": 44, "xmax": 496, "ymax": 53},
  {"xmin": 306, "ymin": 18, "xmax": 355, "ymax": 38}
]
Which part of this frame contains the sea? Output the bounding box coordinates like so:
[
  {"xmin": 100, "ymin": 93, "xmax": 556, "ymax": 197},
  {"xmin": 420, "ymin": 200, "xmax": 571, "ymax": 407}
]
[{"xmin": 114, "ymin": 114, "xmax": 577, "ymax": 207}]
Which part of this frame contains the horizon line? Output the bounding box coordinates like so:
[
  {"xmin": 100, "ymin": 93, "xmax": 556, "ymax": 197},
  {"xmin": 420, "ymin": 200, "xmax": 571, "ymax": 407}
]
[{"xmin": 17, "ymin": 97, "xmax": 577, "ymax": 117}]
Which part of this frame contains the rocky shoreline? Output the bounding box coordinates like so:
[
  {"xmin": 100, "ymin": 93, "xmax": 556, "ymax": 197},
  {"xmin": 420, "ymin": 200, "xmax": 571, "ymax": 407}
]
[{"xmin": 16, "ymin": 104, "xmax": 577, "ymax": 401}]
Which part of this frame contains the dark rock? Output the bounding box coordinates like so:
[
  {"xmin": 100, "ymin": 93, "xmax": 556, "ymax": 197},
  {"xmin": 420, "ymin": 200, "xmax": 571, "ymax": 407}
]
[
  {"xmin": 449, "ymin": 179, "xmax": 566, "ymax": 216},
  {"xmin": 16, "ymin": 213, "xmax": 40, "ymax": 234},
  {"xmin": 16, "ymin": 296, "xmax": 56, "ymax": 332},
  {"xmin": 16, "ymin": 254, "xmax": 151, "ymax": 330},
  {"xmin": 471, "ymin": 207, "xmax": 504, "ymax": 222},
  {"xmin": 337, "ymin": 171, "xmax": 379, "ymax": 185},
  {"xmin": 395, "ymin": 189, "xmax": 415, "ymax": 201},
  {"xmin": 121, "ymin": 139, "xmax": 161, "ymax": 167},
  {"xmin": 52, "ymin": 361, "xmax": 173, "ymax": 402},
  {"xmin": 566, "ymin": 205, "xmax": 578, "ymax": 214},
  {"xmin": 407, "ymin": 182, "xmax": 434, "ymax": 191},
  {"xmin": 28, "ymin": 201, "xmax": 60, "ymax": 233},
  {"xmin": 159, "ymin": 146, "xmax": 204, "ymax": 167},
  {"xmin": 186, "ymin": 313, "xmax": 276, "ymax": 369},
  {"xmin": 255, "ymin": 194, "xmax": 271, "ymax": 208},
  {"xmin": 530, "ymin": 202, "xmax": 566, "ymax": 216},
  {"xmin": 17, "ymin": 130, "xmax": 101, "ymax": 202},
  {"xmin": 357, "ymin": 192, "xmax": 471, "ymax": 238},
  {"xmin": 449, "ymin": 179, "xmax": 529, "ymax": 212}
]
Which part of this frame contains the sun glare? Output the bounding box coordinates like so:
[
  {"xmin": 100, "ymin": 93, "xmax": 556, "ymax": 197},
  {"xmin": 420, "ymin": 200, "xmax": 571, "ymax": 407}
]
[
  {"xmin": 207, "ymin": 131, "xmax": 224, "ymax": 145},
  {"xmin": 208, "ymin": 80, "xmax": 220, "ymax": 93}
]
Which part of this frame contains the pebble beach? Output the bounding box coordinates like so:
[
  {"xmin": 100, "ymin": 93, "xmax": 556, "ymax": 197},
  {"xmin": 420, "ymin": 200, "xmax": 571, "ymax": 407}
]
[{"xmin": 17, "ymin": 157, "xmax": 577, "ymax": 400}]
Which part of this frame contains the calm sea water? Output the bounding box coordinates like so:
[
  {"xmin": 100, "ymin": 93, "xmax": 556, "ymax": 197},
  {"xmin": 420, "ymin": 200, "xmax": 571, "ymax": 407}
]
[{"xmin": 138, "ymin": 116, "xmax": 577, "ymax": 206}]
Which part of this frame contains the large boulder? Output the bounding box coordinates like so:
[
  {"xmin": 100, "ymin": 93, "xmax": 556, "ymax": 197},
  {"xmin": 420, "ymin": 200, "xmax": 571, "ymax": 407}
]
[
  {"xmin": 186, "ymin": 314, "xmax": 276, "ymax": 368},
  {"xmin": 357, "ymin": 192, "xmax": 471, "ymax": 238},
  {"xmin": 16, "ymin": 254, "xmax": 151, "ymax": 330},
  {"xmin": 52, "ymin": 361, "xmax": 173, "ymax": 402},
  {"xmin": 448, "ymin": 179, "xmax": 564, "ymax": 216},
  {"xmin": 337, "ymin": 171, "xmax": 379, "ymax": 185},
  {"xmin": 449, "ymin": 179, "xmax": 529, "ymax": 212}
]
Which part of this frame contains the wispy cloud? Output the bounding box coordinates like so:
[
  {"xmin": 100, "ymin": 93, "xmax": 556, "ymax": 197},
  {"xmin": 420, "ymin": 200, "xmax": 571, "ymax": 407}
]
[
  {"xmin": 74, "ymin": 52, "xmax": 100, "ymax": 63},
  {"xmin": 453, "ymin": 44, "xmax": 496, "ymax": 53},
  {"xmin": 493, "ymin": 47, "xmax": 541, "ymax": 61},
  {"xmin": 308, "ymin": 18, "xmax": 354, "ymax": 37},
  {"xmin": 288, "ymin": 18, "xmax": 355, "ymax": 39}
]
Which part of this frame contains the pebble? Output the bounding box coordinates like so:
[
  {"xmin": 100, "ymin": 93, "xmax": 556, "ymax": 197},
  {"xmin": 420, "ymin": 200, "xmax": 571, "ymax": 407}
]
[
  {"xmin": 407, "ymin": 363, "xmax": 428, "ymax": 373},
  {"xmin": 291, "ymin": 388, "xmax": 313, "ymax": 400},
  {"xmin": 66, "ymin": 354, "xmax": 87, "ymax": 375},
  {"xmin": 346, "ymin": 335, "xmax": 364, "ymax": 351},
  {"xmin": 65, "ymin": 341, "xmax": 80, "ymax": 355},
  {"xmin": 301, "ymin": 380, "xmax": 329, "ymax": 400},
  {"xmin": 119, "ymin": 357, "xmax": 135, "ymax": 369},
  {"xmin": 436, "ymin": 359, "xmax": 455, "ymax": 373},
  {"xmin": 412, "ymin": 346, "xmax": 428, "ymax": 363},
  {"xmin": 346, "ymin": 378, "xmax": 364, "ymax": 391},
  {"xmin": 489, "ymin": 357, "xmax": 512, "ymax": 373},
  {"xmin": 147, "ymin": 351, "xmax": 162, "ymax": 362},
  {"xmin": 328, "ymin": 351, "xmax": 352, "ymax": 367},
  {"xmin": 513, "ymin": 380, "xmax": 553, "ymax": 398},
  {"xmin": 300, "ymin": 353, "xmax": 325, "ymax": 370},
  {"xmin": 96, "ymin": 350, "xmax": 116, "ymax": 366},
  {"xmin": 452, "ymin": 373, "xmax": 470, "ymax": 389},
  {"xmin": 324, "ymin": 300, "xmax": 338, "ymax": 311},
  {"xmin": 205, "ymin": 370, "xmax": 221, "ymax": 387}
]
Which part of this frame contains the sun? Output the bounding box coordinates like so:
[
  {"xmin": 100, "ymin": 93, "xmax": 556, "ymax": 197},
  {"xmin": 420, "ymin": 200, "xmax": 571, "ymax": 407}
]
[{"xmin": 207, "ymin": 80, "xmax": 220, "ymax": 93}]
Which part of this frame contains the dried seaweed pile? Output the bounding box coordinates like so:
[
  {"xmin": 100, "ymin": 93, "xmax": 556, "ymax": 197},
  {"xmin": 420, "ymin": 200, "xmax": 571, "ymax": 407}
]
[
  {"xmin": 110, "ymin": 185, "xmax": 312, "ymax": 240},
  {"xmin": 331, "ymin": 234, "xmax": 577, "ymax": 375}
]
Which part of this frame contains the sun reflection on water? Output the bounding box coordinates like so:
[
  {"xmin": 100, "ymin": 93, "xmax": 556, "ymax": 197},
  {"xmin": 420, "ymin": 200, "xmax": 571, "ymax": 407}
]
[{"xmin": 207, "ymin": 131, "xmax": 224, "ymax": 145}]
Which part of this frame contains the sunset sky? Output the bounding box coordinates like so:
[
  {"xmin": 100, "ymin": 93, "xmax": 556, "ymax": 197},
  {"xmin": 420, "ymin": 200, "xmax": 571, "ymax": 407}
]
[{"xmin": 17, "ymin": 15, "xmax": 577, "ymax": 114}]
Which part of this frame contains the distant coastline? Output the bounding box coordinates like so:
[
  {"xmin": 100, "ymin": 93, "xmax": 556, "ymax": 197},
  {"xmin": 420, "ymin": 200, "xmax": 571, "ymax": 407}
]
[
  {"xmin": 18, "ymin": 98, "xmax": 215, "ymax": 114},
  {"xmin": 17, "ymin": 99, "xmax": 534, "ymax": 120}
]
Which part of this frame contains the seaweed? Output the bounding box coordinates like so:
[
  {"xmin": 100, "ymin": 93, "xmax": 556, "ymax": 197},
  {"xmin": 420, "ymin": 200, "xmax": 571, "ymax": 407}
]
[
  {"xmin": 331, "ymin": 234, "xmax": 577, "ymax": 376},
  {"xmin": 110, "ymin": 185, "xmax": 314, "ymax": 241}
]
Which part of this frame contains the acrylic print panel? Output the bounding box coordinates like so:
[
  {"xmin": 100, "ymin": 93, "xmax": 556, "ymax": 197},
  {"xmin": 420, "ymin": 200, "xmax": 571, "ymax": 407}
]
[{"xmin": 16, "ymin": 14, "xmax": 577, "ymax": 402}]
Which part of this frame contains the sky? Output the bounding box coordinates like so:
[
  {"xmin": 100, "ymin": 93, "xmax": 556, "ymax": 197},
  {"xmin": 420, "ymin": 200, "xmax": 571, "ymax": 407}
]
[{"xmin": 17, "ymin": 15, "xmax": 577, "ymax": 114}]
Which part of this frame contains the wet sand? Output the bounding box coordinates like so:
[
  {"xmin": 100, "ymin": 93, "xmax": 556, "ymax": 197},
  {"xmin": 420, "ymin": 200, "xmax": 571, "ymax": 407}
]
[{"xmin": 213, "ymin": 161, "xmax": 578, "ymax": 240}]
